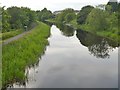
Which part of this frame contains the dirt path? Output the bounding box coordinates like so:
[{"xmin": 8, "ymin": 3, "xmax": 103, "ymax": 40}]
[{"xmin": 3, "ymin": 31, "xmax": 31, "ymax": 45}]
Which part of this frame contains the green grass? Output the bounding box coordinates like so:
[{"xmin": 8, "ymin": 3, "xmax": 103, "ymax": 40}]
[
  {"xmin": 2, "ymin": 22, "xmax": 50, "ymax": 88},
  {"xmin": 0, "ymin": 33, "xmax": 2, "ymax": 38},
  {"xmin": 2, "ymin": 30, "xmax": 23, "ymax": 40}
]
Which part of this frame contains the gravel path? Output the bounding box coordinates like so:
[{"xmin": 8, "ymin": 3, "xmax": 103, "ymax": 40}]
[{"xmin": 3, "ymin": 31, "xmax": 30, "ymax": 45}]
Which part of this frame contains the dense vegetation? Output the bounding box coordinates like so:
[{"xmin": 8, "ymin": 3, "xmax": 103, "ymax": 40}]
[
  {"xmin": 107, "ymin": 0, "xmax": 118, "ymax": 12},
  {"xmin": 1, "ymin": 6, "xmax": 53, "ymax": 41},
  {"xmin": 50, "ymin": 1, "xmax": 119, "ymax": 44},
  {"xmin": 118, "ymin": 2, "xmax": 120, "ymax": 33},
  {"xmin": 55, "ymin": 8, "xmax": 76, "ymax": 23},
  {"xmin": 2, "ymin": 7, "xmax": 36, "ymax": 32},
  {"xmin": 0, "ymin": 5, "xmax": 2, "ymax": 89},
  {"xmin": 2, "ymin": 22, "xmax": 50, "ymax": 88},
  {"xmin": 77, "ymin": 5, "xmax": 94, "ymax": 24},
  {"xmin": 36, "ymin": 8, "xmax": 53, "ymax": 22},
  {"xmin": 80, "ymin": 2, "xmax": 119, "ymax": 43},
  {"xmin": 2, "ymin": 7, "xmax": 53, "ymax": 33}
]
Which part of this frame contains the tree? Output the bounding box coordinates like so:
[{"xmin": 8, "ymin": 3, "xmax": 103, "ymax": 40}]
[
  {"xmin": 2, "ymin": 7, "xmax": 11, "ymax": 32},
  {"xmin": 56, "ymin": 8, "xmax": 76, "ymax": 23},
  {"xmin": 56, "ymin": 12, "xmax": 65, "ymax": 22},
  {"xmin": 6, "ymin": 7, "xmax": 37, "ymax": 30},
  {"xmin": 118, "ymin": 3, "xmax": 120, "ymax": 34},
  {"xmin": 0, "ymin": 6, "xmax": 2, "ymax": 32},
  {"xmin": 86, "ymin": 8, "xmax": 109, "ymax": 32},
  {"xmin": 77, "ymin": 5, "xmax": 94, "ymax": 24},
  {"xmin": 37, "ymin": 8, "xmax": 53, "ymax": 22},
  {"xmin": 7, "ymin": 7, "xmax": 21, "ymax": 29},
  {"xmin": 107, "ymin": 0, "xmax": 118, "ymax": 12},
  {"xmin": 65, "ymin": 13, "xmax": 76, "ymax": 23}
]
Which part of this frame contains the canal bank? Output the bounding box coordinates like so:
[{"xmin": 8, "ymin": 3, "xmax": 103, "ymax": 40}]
[
  {"xmin": 11, "ymin": 24, "xmax": 118, "ymax": 88},
  {"xmin": 2, "ymin": 22, "xmax": 50, "ymax": 89}
]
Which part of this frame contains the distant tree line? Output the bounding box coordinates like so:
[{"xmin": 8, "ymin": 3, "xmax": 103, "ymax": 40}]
[
  {"xmin": 54, "ymin": 0, "xmax": 119, "ymax": 33},
  {"xmin": 1, "ymin": 0, "xmax": 120, "ymax": 34},
  {"xmin": 1, "ymin": 6, "xmax": 53, "ymax": 33},
  {"xmin": 55, "ymin": 8, "xmax": 76, "ymax": 23},
  {"xmin": 36, "ymin": 8, "xmax": 53, "ymax": 22}
]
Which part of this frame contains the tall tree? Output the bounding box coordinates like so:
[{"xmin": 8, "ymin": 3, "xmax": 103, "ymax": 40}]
[
  {"xmin": 56, "ymin": 8, "xmax": 76, "ymax": 23},
  {"xmin": 86, "ymin": 8, "xmax": 109, "ymax": 32},
  {"xmin": 0, "ymin": 6, "xmax": 2, "ymax": 32},
  {"xmin": 2, "ymin": 7, "xmax": 11, "ymax": 32},
  {"xmin": 118, "ymin": 2, "xmax": 120, "ymax": 34},
  {"xmin": 77, "ymin": 5, "xmax": 94, "ymax": 24},
  {"xmin": 38, "ymin": 8, "xmax": 53, "ymax": 21},
  {"xmin": 107, "ymin": 0, "xmax": 118, "ymax": 12}
]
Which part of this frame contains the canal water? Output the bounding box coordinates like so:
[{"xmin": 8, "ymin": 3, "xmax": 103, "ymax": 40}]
[{"xmin": 13, "ymin": 24, "xmax": 118, "ymax": 88}]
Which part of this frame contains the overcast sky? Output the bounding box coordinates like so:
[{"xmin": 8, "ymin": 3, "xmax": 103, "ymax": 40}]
[{"xmin": 1, "ymin": 0, "xmax": 119, "ymax": 12}]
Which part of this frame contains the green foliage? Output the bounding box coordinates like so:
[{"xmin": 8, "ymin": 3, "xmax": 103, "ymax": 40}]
[
  {"xmin": 0, "ymin": 6, "xmax": 2, "ymax": 33},
  {"xmin": 2, "ymin": 22, "xmax": 50, "ymax": 87},
  {"xmin": 56, "ymin": 8, "xmax": 76, "ymax": 23},
  {"xmin": 56, "ymin": 12, "xmax": 64, "ymax": 22},
  {"xmin": 86, "ymin": 8, "xmax": 109, "ymax": 32},
  {"xmin": 2, "ymin": 8, "xmax": 11, "ymax": 32},
  {"xmin": 105, "ymin": 5, "xmax": 113, "ymax": 13},
  {"xmin": 65, "ymin": 13, "xmax": 76, "ymax": 23},
  {"xmin": 36, "ymin": 8, "xmax": 53, "ymax": 22},
  {"xmin": 108, "ymin": 12, "xmax": 118, "ymax": 29},
  {"xmin": 77, "ymin": 5, "xmax": 94, "ymax": 24},
  {"xmin": 6, "ymin": 7, "xmax": 37, "ymax": 29},
  {"xmin": 83, "ymin": 7, "xmax": 119, "ymax": 43},
  {"xmin": 107, "ymin": 0, "xmax": 118, "ymax": 12},
  {"xmin": 2, "ymin": 6, "xmax": 47, "ymax": 33},
  {"xmin": 118, "ymin": 3, "xmax": 120, "ymax": 35},
  {"xmin": 72, "ymin": 2, "xmax": 119, "ymax": 44}
]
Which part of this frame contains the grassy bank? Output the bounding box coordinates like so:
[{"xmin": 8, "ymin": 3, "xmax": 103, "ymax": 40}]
[
  {"xmin": 70, "ymin": 20, "xmax": 120, "ymax": 45},
  {"xmin": 0, "ymin": 33, "xmax": 2, "ymax": 43},
  {"xmin": 2, "ymin": 22, "xmax": 50, "ymax": 88}
]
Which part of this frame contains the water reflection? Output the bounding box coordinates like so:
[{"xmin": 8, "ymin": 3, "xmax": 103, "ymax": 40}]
[
  {"xmin": 76, "ymin": 29, "xmax": 119, "ymax": 59},
  {"xmin": 56, "ymin": 23, "xmax": 75, "ymax": 37},
  {"xmin": 55, "ymin": 23, "xmax": 119, "ymax": 59},
  {"xmin": 88, "ymin": 40, "xmax": 111, "ymax": 59}
]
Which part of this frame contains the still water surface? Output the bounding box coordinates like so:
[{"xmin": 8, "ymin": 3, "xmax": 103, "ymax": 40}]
[{"xmin": 13, "ymin": 25, "xmax": 118, "ymax": 88}]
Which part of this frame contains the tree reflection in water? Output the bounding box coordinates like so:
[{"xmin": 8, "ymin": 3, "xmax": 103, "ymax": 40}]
[
  {"xmin": 88, "ymin": 39, "xmax": 113, "ymax": 59},
  {"xmin": 56, "ymin": 23, "xmax": 75, "ymax": 37},
  {"xmin": 76, "ymin": 29, "xmax": 118, "ymax": 59},
  {"xmin": 44, "ymin": 22, "xmax": 118, "ymax": 59}
]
